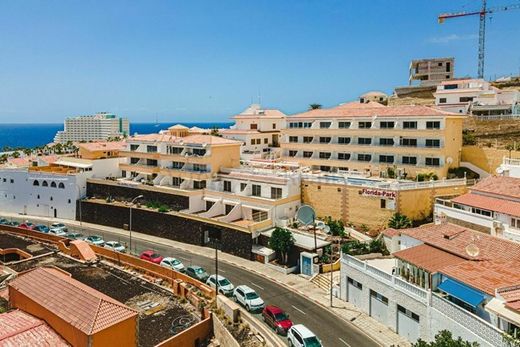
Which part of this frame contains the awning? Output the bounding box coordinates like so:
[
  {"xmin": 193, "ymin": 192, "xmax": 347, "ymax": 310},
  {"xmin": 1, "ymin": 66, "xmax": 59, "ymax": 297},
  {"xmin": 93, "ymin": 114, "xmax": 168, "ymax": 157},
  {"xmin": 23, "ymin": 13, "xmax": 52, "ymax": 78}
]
[
  {"xmin": 437, "ymin": 278, "xmax": 487, "ymax": 308},
  {"xmin": 222, "ymin": 199, "xmax": 239, "ymax": 205},
  {"xmin": 203, "ymin": 196, "xmax": 221, "ymax": 203},
  {"xmin": 486, "ymin": 298, "xmax": 520, "ymax": 326}
]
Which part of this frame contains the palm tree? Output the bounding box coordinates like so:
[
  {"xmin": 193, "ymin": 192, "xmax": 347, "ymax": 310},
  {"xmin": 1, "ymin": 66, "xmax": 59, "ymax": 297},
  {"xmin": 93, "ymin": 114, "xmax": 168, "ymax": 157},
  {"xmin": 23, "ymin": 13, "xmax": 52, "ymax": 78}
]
[
  {"xmin": 388, "ymin": 213, "xmax": 413, "ymax": 229},
  {"xmin": 309, "ymin": 103, "xmax": 322, "ymax": 110}
]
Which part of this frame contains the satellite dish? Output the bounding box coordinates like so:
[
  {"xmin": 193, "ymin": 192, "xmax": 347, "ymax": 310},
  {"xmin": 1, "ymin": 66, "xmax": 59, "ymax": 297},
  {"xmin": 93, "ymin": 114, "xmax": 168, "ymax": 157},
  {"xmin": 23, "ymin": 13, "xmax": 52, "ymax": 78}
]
[
  {"xmin": 323, "ymin": 225, "xmax": 331, "ymax": 234},
  {"xmin": 496, "ymin": 167, "xmax": 504, "ymax": 174},
  {"xmin": 296, "ymin": 205, "xmax": 316, "ymax": 226},
  {"xmin": 446, "ymin": 157, "xmax": 453, "ymax": 164},
  {"xmin": 465, "ymin": 243, "xmax": 480, "ymax": 257}
]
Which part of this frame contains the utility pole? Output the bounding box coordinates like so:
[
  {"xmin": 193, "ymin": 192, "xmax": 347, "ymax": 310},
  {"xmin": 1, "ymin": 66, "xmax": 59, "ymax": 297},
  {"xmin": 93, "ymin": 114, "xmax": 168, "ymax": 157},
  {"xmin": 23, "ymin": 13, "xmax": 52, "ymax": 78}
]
[
  {"xmin": 330, "ymin": 246, "xmax": 334, "ymax": 307},
  {"xmin": 129, "ymin": 195, "xmax": 144, "ymax": 254}
]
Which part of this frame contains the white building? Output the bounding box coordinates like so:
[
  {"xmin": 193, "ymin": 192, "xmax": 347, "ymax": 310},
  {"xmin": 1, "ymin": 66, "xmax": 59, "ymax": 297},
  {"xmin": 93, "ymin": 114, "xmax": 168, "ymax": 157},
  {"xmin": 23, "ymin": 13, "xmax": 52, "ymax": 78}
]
[
  {"xmin": 54, "ymin": 112, "xmax": 130, "ymax": 143},
  {"xmin": 220, "ymin": 104, "xmax": 286, "ymax": 159},
  {"xmin": 0, "ymin": 157, "xmax": 122, "ymax": 219}
]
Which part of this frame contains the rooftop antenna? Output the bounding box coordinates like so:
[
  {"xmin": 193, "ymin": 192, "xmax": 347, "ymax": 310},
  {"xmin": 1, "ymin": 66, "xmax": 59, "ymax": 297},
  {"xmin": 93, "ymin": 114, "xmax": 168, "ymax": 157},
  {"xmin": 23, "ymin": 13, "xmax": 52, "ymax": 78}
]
[{"xmin": 257, "ymin": 90, "xmax": 262, "ymax": 106}]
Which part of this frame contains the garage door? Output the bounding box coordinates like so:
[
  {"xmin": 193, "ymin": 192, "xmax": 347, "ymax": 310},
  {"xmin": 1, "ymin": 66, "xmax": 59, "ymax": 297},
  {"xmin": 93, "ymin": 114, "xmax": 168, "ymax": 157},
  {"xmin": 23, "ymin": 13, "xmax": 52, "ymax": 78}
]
[
  {"xmin": 347, "ymin": 277, "xmax": 363, "ymax": 308},
  {"xmin": 369, "ymin": 290, "xmax": 388, "ymax": 324},
  {"xmin": 397, "ymin": 305, "xmax": 420, "ymax": 343}
]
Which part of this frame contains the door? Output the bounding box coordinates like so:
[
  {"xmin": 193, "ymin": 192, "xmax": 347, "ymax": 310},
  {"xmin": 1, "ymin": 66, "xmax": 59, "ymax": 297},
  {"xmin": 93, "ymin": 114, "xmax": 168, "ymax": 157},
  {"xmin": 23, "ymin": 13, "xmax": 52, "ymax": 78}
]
[
  {"xmin": 347, "ymin": 277, "xmax": 363, "ymax": 308},
  {"xmin": 54, "ymin": 209, "xmax": 57, "ymax": 218},
  {"xmin": 397, "ymin": 305, "xmax": 420, "ymax": 342},
  {"xmin": 369, "ymin": 290, "xmax": 388, "ymax": 324},
  {"xmin": 302, "ymin": 256, "xmax": 312, "ymax": 276}
]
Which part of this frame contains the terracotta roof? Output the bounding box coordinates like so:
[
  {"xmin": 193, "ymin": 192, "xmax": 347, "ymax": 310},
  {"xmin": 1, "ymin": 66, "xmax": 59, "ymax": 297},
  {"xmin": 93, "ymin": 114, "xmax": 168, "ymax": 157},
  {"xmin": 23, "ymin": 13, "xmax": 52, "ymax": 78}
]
[
  {"xmin": 452, "ymin": 193, "xmax": 520, "ymax": 218},
  {"xmin": 232, "ymin": 109, "xmax": 286, "ymax": 119},
  {"xmin": 360, "ymin": 91, "xmax": 388, "ymax": 97},
  {"xmin": 6, "ymin": 155, "xmax": 58, "ymax": 168},
  {"xmin": 382, "ymin": 228, "xmax": 400, "ymax": 238},
  {"xmin": 168, "ymin": 124, "xmax": 189, "ymax": 130},
  {"xmin": 8, "ymin": 267, "xmax": 137, "ymax": 335},
  {"xmin": 470, "ymin": 176, "xmax": 520, "ymax": 200},
  {"xmin": 498, "ymin": 286, "xmax": 520, "ymax": 303},
  {"xmin": 288, "ymin": 104, "xmax": 461, "ymax": 120},
  {"xmin": 393, "ymin": 244, "xmax": 466, "ymax": 273},
  {"xmin": 220, "ymin": 129, "xmax": 260, "ymax": 135},
  {"xmin": 70, "ymin": 240, "xmax": 97, "ymax": 262},
  {"xmin": 78, "ymin": 141, "xmax": 126, "ymax": 152},
  {"xmin": 129, "ymin": 133, "xmax": 241, "ymax": 146},
  {"xmin": 334, "ymin": 101, "xmax": 386, "ymax": 109},
  {"xmin": 0, "ymin": 310, "xmax": 69, "ymax": 346}
]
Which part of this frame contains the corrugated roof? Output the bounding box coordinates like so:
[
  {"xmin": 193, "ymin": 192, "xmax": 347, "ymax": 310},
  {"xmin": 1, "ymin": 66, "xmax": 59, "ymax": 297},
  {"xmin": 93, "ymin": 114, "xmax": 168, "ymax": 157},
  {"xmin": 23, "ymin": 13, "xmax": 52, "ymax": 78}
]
[
  {"xmin": 0, "ymin": 310, "xmax": 69, "ymax": 346},
  {"xmin": 393, "ymin": 244, "xmax": 465, "ymax": 273},
  {"xmin": 8, "ymin": 267, "xmax": 137, "ymax": 335},
  {"xmin": 452, "ymin": 193, "xmax": 520, "ymax": 218}
]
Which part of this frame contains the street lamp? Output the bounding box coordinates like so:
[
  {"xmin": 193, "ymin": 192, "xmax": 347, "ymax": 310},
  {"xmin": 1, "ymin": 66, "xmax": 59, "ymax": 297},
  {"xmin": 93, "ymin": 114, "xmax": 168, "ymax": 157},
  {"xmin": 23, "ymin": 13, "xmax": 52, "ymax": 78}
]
[
  {"xmin": 75, "ymin": 183, "xmax": 84, "ymax": 232},
  {"xmin": 129, "ymin": 195, "xmax": 144, "ymax": 254}
]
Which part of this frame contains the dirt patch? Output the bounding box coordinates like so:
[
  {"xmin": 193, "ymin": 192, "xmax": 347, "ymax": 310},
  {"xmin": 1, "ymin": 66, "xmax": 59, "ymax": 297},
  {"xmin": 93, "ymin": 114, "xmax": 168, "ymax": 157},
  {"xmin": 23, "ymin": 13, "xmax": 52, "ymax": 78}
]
[{"xmin": 0, "ymin": 232, "xmax": 53, "ymax": 256}]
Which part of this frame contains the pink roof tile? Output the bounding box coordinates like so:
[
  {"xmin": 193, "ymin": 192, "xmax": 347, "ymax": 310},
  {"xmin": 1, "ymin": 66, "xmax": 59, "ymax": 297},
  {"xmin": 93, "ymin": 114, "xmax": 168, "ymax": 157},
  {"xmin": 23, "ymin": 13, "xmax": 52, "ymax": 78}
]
[
  {"xmin": 232, "ymin": 109, "xmax": 286, "ymax": 119},
  {"xmin": 78, "ymin": 141, "xmax": 126, "ymax": 152},
  {"xmin": 452, "ymin": 193, "xmax": 520, "ymax": 218},
  {"xmin": 393, "ymin": 244, "xmax": 466, "ymax": 273},
  {"xmin": 470, "ymin": 176, "xmax": 520, "ymax": 200},
  {"xmin": 129, "ymin": 133, "xmax": 240, "ymax": 146},
  {"xmin": 0, "ymin": 310, "xmax": 69, "ymax": 346},
  {"xmin": 8, "ymin": 267, "xmax": 137, "ymax": 335},
  {"xmin": 382, "ymin": 228, "xmax": 400, "ymax": 238}
]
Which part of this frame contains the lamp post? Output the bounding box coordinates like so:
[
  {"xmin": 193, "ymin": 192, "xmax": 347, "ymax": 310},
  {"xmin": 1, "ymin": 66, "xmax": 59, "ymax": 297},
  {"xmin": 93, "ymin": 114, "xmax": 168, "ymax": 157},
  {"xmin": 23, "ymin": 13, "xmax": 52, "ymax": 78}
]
[
  {"xmin": 129, "ymin": 195, "xmax": 144, "ymax": 254},
  {"xmin": 75, "ymin": 183, "xmax": 83, "ymax": 232}
]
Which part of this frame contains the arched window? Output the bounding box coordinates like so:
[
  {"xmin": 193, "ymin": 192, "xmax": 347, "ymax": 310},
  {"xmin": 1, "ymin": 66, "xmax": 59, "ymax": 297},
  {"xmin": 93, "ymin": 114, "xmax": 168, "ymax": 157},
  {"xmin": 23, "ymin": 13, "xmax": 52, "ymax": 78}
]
[
  {"xmin": 58, "ymin": 182, "xmax": 65, "ymax": 189},
  {"xmin": 42, "ymin": 181, "xmax": 48, "ymax": 187},
  {"xmin": 50, "ymin": 181, "xmax": 57, "ymax": 188},
  {"xmin": 33, "ymin": 180, "xmax": 39, "ymax": 186},
  {"xmin": 50, "ymin": 196, "xmax": 53, "ymax": 201}
]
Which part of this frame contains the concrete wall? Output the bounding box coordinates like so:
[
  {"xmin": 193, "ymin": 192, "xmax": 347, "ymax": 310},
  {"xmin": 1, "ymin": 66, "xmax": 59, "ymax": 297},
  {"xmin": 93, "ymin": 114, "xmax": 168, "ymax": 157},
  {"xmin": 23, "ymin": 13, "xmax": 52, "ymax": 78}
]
[
  {"xmin": 462, "ymin": 145, "xmax": 520, "ymax": 174},
  {"xmin": 156, "ymin": 315, "xmax": 213, "ymax": 347}
]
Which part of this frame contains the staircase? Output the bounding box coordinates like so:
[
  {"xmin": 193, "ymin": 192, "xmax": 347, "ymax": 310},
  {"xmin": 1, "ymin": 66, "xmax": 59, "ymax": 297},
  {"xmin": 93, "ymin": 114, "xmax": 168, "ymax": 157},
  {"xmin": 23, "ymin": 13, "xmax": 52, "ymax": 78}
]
[{"xmin": 311, "ymin": 273, "xmax": 332, "ymax": 292}]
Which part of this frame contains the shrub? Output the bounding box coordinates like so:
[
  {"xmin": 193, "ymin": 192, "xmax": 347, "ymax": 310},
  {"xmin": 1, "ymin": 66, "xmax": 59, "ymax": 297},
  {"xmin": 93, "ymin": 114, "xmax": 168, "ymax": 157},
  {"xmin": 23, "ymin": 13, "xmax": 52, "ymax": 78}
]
[
  {"xmin": 325, "ymin": 217, "xmax": 345, "ymax": 237},
  {"xmin": 388, "ymin": 213, "xmax": 413, "ymax": 229}
]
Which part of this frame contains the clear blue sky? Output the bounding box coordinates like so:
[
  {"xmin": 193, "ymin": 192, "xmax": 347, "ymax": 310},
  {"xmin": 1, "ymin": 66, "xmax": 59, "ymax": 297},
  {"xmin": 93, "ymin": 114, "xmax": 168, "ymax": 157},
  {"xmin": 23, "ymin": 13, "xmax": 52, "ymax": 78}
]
[{"xmin": 1, "ymin": 0, "xmax": 519, "ymax": 123}]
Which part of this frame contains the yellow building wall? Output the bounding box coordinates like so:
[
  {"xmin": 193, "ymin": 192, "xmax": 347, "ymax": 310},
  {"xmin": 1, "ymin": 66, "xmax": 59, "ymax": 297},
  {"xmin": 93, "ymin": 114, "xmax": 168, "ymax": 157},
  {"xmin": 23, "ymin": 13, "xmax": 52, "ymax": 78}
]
[
  {"xmin": 208, "ymin": 145, "xmax": 241, "ymax": 174},
  {"xmin": 301, "ymin": 181, "xmax": 345, "ymax": 222},
  {"xmin": 461, "ymin": 145, "xmax": 520, "ymax": 173},
  {"xmin": 444, "ymin": 118, "xmax": 464, "ymax": 169}
]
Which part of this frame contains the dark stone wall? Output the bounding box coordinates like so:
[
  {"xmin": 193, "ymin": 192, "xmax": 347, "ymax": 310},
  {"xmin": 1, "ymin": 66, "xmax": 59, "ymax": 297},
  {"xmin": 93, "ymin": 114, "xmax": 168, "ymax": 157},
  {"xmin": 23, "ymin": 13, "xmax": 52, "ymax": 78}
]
[
  {"xmin": 86, "ymin": 181, "xmax": 189, "ymax": 211},
  {"xmin": 78, "ymin": 200, "xmax": 252, "ymax": 260}
]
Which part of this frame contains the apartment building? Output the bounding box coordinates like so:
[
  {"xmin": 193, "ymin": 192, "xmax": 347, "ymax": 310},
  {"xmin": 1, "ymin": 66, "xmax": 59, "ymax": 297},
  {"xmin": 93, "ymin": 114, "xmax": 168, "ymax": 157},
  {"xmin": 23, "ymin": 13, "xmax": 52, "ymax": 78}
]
[
  {"xmin": 220, "ymin": 104, "xmax": 286, "ymax": 159},
  {"xmin": 281, "ymin": 102, "xmax": 465, "ymax": 178},
  {"xmin": 77, "ymin": 141, "xmax": 126, "ymax": 160},
  {"xmin": 435, "ymin": 174, "xmax": 520, "ymax": 242},
  {"xmin": 409, "ymin": 57, "xmax": 454, "ymax": 86},
  {"xmin": 435, "ymin": 78, "xmax": 520, "ymax": 115},
  {"xmin": 341, "ymin": 223, "xmax": 520, "ymax": 346},
  {"xmin": 54, "ymin": 112, "xmax": 129, "ymax": 143},
  {"xmin": 119, "ymin": 125, "xmax": 241, "ymax": 190}
]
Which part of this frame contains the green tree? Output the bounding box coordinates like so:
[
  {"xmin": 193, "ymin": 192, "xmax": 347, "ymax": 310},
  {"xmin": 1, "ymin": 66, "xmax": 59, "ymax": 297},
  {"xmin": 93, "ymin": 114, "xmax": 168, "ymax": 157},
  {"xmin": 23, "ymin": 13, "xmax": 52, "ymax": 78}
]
[
  {"xmin": 388, "ymin": 213, "xmax": 413, "ymax": 229},
  {"xmin": 413, "ymin": 330, "xmax": 479, "ymax": 347},
  {"xmin": 210, "ymin": 126, "xmax": 222, "ymax": 137},
  {"xmin": 268, "ymin": 227, "xmax": 295, "ymax": 265},
  {"xmin": 309, "ymin": 103, "xmax": 322, "ymax": 110},
  {"xmin": 325, "ymin": 216, "xmax": 345, "ymax": 237},
  {"xmin": 11, "ymin": 151, "xmax": 20, "ymax": 158}
]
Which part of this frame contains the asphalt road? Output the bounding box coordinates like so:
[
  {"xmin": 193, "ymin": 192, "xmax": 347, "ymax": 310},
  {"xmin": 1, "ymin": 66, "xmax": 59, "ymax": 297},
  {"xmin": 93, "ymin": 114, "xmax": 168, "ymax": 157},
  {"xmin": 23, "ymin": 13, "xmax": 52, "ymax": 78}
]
[{"xmin": 2, "ymin": 215, "xmax": 380, "ymax": 347}]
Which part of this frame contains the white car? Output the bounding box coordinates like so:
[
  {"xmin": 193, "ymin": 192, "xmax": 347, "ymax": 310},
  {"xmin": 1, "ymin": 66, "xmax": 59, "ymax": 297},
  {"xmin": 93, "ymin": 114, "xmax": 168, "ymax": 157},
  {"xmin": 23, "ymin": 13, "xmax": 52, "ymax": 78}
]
[
  {"xmin": 50, "ymin": 223, "xmax": 68, "ymax": 232},
  {"xmin": 49, "ymin": 228, "xmax": 67, "ymax": 236},
  {"xmin": 85, "ymin": 235, "xmax": 105, "ymax": 246},
  {"xmin": 287, "ymin": 324, "xmax": 322, "ymax": 347},
  {"xmin": 160, "ymin": 257, "xmax": 185, "ymax": 272},
  {"xmin": 104, "ymin": 241, "xmax": 126, "ymax": 253},
  {"xmin": 233, "ymin": 285, "xmax": 265, "ymax": 312},
  {"xmin": 206, "ymin": 275, "xmax": 234, "ymax": 296}
]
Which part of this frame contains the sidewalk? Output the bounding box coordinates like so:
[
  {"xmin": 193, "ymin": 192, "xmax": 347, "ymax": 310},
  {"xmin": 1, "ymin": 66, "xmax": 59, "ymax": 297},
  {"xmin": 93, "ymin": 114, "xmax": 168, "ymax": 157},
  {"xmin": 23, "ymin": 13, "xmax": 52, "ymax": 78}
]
[{"xmin": 1, "ymin": 212, "xmax": 410, "ymax": 347}]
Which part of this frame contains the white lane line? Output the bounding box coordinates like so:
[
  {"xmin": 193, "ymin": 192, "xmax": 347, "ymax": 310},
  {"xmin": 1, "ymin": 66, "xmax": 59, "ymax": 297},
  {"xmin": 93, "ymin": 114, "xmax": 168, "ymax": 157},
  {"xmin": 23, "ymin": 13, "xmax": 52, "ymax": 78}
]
[
  {"xmin": 250, "ymin": 282, "xmax": 264, "ymax": 290},
  {"xmin": 218, "ymin": 270, "xmax": 226, "ymax": 274},
  {"xmin": 339, "ymin": 337, "xmax": 351, "ymax": 346},
  {"xmin": 291, "ymin": 305, "xmax": 306, "ymax": 315}
]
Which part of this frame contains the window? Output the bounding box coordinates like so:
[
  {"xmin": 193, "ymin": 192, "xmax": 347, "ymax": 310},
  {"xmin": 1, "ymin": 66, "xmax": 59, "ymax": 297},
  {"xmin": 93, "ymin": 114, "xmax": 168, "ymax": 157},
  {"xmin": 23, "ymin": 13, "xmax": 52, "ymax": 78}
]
[
  {"xmin": 130, "ymin": 144, "xmax": 139, "ymax": 151},
  {"xmin": 50, "ymin": 181, "xmax": 57, "ymax": 188},
  {"xmin": 50, "ymin": 196, "xmax": 53, "ymax": 201},
  {"xmin": 320, "ymin": 122, "xmax": 332, "ymax": 128},
  {"xmin": 192, "ymin": 164, "xmax": 208, "ymax": 172},
  {"xmin": 172, "ymin": 177, "xmax": 183, "ymax": 187},
  {"xmin": 338, "ymin": 137, "xmax": 351, "ymax": 145},
  {"xmin": 10, "ymin": 179, "xmax": 13, "ymax": 184},
  {"xmin": 439, "ymin": 98, "xmax": 447, "ymax": 104},
  {"xmin": 319, "ymin": 152, "xmax": 331, "ymax": 159},
  {"xmin": 402, "ymin": 156, "xmax": 417, "ymax": 165},
  {"xmin": 250, "ymin": 123, "xmax": 258, "ymax": 130},
  {"xmin": 358, "ymin": 121, "xmax": 372, "ymax": 129},
  {"xmin": 370, "ymin": 290, "xmax": 389, "ymax": 304},
  {"xmin": 193, "ymin": 148, "xmax": 206, "ymax": 156},
  {"xmin": 272, "ymin": 123, "xmax": 276, "ymax": 129},
  {"xmin": 42, "ymin": 181, "xmax": 48, "ymax": 187},
  {"xmin": 358, "ymin": 137, "xmax": 372, "ymax": 145},
  {"xmin": 379, "ymin": 138, "xmax": 394, "ymax": 146},
  {"xmin": 460, "ymin": 97, "xmax": 474, "ymax": 102},
  {"xmin": 193, "ymin": 180, "xmax": 206, "ymax": 189},
  {"xmin": 347, "ymin": 277, "xmax": 362, "ymax": 289},
  {"xmin": 225, "ymin": 204, "xmax": 234, "ymax": 215},
  {"xmin": 146, "ymin": 159, "xmax": 158, "ymax": 166},
  {"xmin": 264, "ymin": 138, "xmax": 268, "ymax": 144},
  {"xmin": 147, "ymin": 145, "xmax": 157, "ymax": 153},
  {"xmin": 425, "ymin": 157, "xmax": 440, "ymax": 166},
  {"xmin": 250, "ymin": 139, "xmax": 255, "ymax": 145},
  {"xmin": 37, "ymin": 195, "xmax": 40, "ymax": 199},
  {"xmin": 426, "ymin": 121, "xmax": 441, "ymax": 129},
  {"xmin": 240, "ymin": 183, "xmax": 247, "ymax": 191},
  {"xmin": 320, "ymin": 166, "xmax": 331, "ymax": 172},
  {"xmin": 256, "ymin": 139, "xmax": 261, "ymax": 145},
  {"xmin": 319, "ymin": 137, "xmax": 331, "ymax": 144},
  {"xmin": 444, "ymin": 84, "xmax": 458, "ymax": 90},
  {"xmin": 380, "ymin": 121, "xmax": 395, "ymax": 129},
  {"xmin": 358, "ymin": 154, "xmax": 371, "ymax": 162},
  {"xmin": 338, "ymin": 153, "xmax": 350, "ymax": 160},
  {"xmin": 172, "ymin": 161, "xmax": 184, "ymax": 169},
  {"xmin": 338, "ymin": 121, "xmax": 351, "ymax": 129},
  {"xmin": 130, "ymin": 157, "xmax": 140, "ymax": 164},
  {"xmin": 252, "ymin": 209, "xmax": 268, "ymax": 222},
  {"xmin": 400, "ymin": 138, "xmax": 417, "ymax": 147},
  {"xmin": 288, "ymin": 150, "xmax": 297, "ymax": 157},
  {"xmin": 289, "ymin": 136, "xmax": 298, "ymax": 143},
  {"xmin": 223, "ymin": 181, "xmax": 231, "ymax": 192},
  {"xmin": 303, "ymin": 136, "xmax": 313, "ymax": 143},
  {"xmin": 68, "ymin": 199, "xmax": 71, "ymax": 204},
  {"xmin": 303, "ymin": 151, "xmax": 313, "ymax": 158},
  {"xmin": 512, "ymin": 217, "xmax": 520, "ymax": 229},
  {"xmin": 397, "ymin": 305, "xmax": 419, "ymax": 323},
  {"xmin": 33, "ymin": 180, "xmax": 39, "ymax": 186},
  {"xmin": 380, "ymin": 199, "xmax": 386, "ymax": 209},
  {"xmin": 471, "ymin": 207, "xmax": 492, "ymax": 217},
  {"xmin": 167, "ymin": 146, "xmax": 183, "ymax": 154},
  {"xmin": 403, "ymin": 121, "xmax": 417, "ymax": 129},
  {"xmin": 58, "ymin": 182, "xmax": 65, "ymax": 189},
  {"xmin": 425, "ymin": 139, "xmax": 441, "ymax": 148},
  {"xmin": 206, "ymin": 201, "xmax": 214, "ymax": 211},
  {"xmin": 289, "ymin": 122, "xmax": 312, "ymax": 128},
  {"xmin": 252, "ymin": 184, "xmax": 261, "ymax": 197},
  {"xmin": 379, "ymin": 155, "xmax": 394, "ymax": 163},
  {"xmin": 271, "ymin": 187, "xmax": 282, "ymax": 199}
]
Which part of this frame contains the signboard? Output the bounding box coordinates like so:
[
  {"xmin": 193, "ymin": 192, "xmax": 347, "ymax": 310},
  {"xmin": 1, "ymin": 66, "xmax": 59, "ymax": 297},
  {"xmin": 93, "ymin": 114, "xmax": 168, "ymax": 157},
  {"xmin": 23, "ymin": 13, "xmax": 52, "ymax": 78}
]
[{"xmin": 359, "ymin": 188, "xmax": 396, "ymax": 200}]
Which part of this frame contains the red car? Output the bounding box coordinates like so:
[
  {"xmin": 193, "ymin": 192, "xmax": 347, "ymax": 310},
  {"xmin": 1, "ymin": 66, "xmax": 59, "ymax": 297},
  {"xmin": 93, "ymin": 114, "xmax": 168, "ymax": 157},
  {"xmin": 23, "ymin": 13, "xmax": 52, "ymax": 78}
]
[
  {"xmin": 262, "ymin": 305, "xmax": 293, "ymax": 335},
  {"xmin": 19, "ymin": 222, "xmax": 35, "ymax": 230},
  {"xmin": 140, "ymin": 250, "xmax": 164, "ymax": 264}
]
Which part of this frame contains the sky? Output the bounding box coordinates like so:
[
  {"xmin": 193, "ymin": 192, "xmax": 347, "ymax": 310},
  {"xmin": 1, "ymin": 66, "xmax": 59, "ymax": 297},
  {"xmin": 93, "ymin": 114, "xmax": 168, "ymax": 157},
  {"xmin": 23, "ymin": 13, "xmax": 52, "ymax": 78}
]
[{"xmin": 0, "ymin": 0, "xmax": 519, "ymax": 123}]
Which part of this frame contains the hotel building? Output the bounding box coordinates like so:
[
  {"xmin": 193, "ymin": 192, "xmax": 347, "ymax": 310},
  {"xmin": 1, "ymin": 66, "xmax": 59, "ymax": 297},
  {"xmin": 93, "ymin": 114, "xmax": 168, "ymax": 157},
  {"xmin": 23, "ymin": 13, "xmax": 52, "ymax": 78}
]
[
  {"xmin": 280, "ymin": 102, "xmax": 465, "ymax": 178},
  {"xmin": 54, "ymin": 112, "xmax": 129, "ymax": 143}
]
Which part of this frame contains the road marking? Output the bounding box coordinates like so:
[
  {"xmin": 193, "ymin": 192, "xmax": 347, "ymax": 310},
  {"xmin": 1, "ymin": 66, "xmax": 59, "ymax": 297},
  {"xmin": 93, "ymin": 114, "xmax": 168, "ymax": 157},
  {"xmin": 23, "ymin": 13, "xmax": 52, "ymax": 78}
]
[
  {"xmin": 218, "ymin": 270, "xmax": 226, "ymax": 274},
  {"xmin": 250, "ymin": 282, "xmax": 264, "ymax": 290},
  {"xmin": 339, "ymin": 338, "xmax": 351, "ymax": 346},
  {"xmin": 291, "ymin": 305, "xmax": 306, "ymax": 315}
]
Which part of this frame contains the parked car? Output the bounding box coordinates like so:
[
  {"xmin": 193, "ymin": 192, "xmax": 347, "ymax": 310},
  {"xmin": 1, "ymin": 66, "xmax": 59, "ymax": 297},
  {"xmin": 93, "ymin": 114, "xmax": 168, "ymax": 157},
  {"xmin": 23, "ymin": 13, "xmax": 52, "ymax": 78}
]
[
  {"xmin": 206, "ymin": 275, "xmax": 234, "ymax": 296},
  {"xmin": 140, "ymin": 250, "xmax": 163, "ymax": 264},
  {"xmin": 185, "ymin": 266, "xmax": 209, "ymax": 282},
  {"xmin": 160, "ymin": 257, "xmax": 185, "ymax": 272},
  {"xmin": 50, "ymin": 222, "xmax": 68, "ymax": 232},
  {"xmin": 6, "ymin": 221, "xmax": 19, "ymax": 227},
  {"xmin": 33, "ymin": 224, "xmax": 50, "ymax": 233},
  {"xmin": 49, "ymin": 228, "xmax": 67, "ymax": 236},
  {"xmin": 104, "ymin": 241, "xmax": 126, "ymax": 253},
  {"xmin": 233, "ymin": 285, "xmax": 265, "ymax": 312},
  {"xmin": 85, "ymin": 235, "xmax": 105, "ymax": 246},
  {"xmin": 19, "ymin": 222, "xmax": 35, "ymax": 230},
  {"xmin": 0, "ymin": 218, "xmax": 9, "ymax": 225},
  {"xmin": 66, "ymin": 232, "xmax": 86, "ymax": 240},
  {"xmin": 262, "ymin": 305, "xmax": 293, "ymax": 335},
  {"xmin": 287, "ymin": 325, "xmax": 322, "ymax": 347}
]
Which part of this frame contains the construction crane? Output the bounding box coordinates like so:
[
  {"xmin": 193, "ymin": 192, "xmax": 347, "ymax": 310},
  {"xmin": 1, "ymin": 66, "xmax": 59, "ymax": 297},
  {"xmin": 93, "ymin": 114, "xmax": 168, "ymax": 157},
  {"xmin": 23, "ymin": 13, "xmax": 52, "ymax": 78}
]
[{"xmin": 438, "ymin": 0, "xmax": 520, "ymax": 79}]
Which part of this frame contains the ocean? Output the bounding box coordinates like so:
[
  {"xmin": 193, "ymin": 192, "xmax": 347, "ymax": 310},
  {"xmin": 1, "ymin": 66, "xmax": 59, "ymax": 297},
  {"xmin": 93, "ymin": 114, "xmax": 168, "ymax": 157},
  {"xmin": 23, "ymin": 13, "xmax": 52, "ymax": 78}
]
[{"xmin": 0, "ymin": 122, "xmax": 233, "ymax": 150}]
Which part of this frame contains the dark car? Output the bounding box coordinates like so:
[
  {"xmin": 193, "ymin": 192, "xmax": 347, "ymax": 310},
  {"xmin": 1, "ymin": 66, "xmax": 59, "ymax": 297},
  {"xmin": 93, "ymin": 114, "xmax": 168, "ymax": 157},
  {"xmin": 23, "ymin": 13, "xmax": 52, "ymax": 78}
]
[
  {"xmin": 262, "ymin": 305, "xmax": 293, "ymax": 335},
  {"xmin": 0, "ymin": 218, "xmax": 9, "ymax": 225},
  {"xmin": 140, "ymin": 250, "xmax": 163, "ymax": 264},
  {"xmin": 19, "ymin": 222, "xmax": 35, "ymax": 230},
  {"xmin": 66, "ymin": 232, "xmax": 86, "ymax": 241},
  {"xmin": 33, "ymin": 224, "xmax": 50, "ymax": 233},
  {"xmin": 185, "ymin": 266, "xmax": 209, "ymax": 282},
  {"xmin": 6, "ymin": 221, "xmax": 19, "ymax": 227}
]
